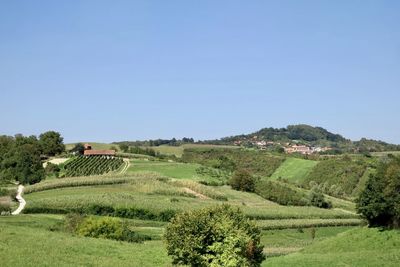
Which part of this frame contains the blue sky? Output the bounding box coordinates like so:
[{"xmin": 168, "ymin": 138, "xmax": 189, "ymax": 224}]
[{"xmin": 1, "ymin": 0, "xmax": 399, "ymax": 144}]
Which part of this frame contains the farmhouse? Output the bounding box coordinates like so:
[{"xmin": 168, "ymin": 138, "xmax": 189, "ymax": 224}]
[{"xmin": 83, "ymin": 143, "xmax": 116, "ymax": 156}]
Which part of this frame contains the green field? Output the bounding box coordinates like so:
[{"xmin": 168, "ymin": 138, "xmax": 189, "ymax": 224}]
[
  {"xmin": 4, "ymin": 154, "xmax": 398, "ymax": 267},
  {"xmin": 270, "ymin": 158, "xmax": 318, "ymax": 183},
  {"xmin": 262, "ymin": 227, "xmax": 400, "ymax": 266},
  {"xmin": 0, "ymin": 214, "xmax": 361, "ymax": 266}
]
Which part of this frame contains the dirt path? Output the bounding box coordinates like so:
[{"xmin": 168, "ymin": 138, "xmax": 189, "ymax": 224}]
[
  {"xmin": 12, "ymin": 185, "xmax": 26, "ymax": 215},
  {"xmin": 119, "ymin": 158, "xmax": 130, "ymax": 174},
  {"xmin": 183, "ymin": 187, "xmax": 210, "ymax": 200}
]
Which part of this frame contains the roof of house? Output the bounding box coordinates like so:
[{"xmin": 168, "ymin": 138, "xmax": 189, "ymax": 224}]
[{"xmin": 83, "ymin": 149, "xmax": 116, "ymax": 156}]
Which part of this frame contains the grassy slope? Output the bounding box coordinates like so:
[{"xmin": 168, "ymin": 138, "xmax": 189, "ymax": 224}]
[
  {"xmin": 126, "ymin": 160, "xmax": 201, "ymax": 180},
  {"xmin": 263, "ymin": 227, "xmax": 400, "ymax": 267},
  {"xmin": 0, "ymin": 215, "xmax": 359, "ymax": 266},
  {"xmin": 0, "ymin": 215, "xmax": 170, "ymax": 267},
  {"xmin": 23, "ymin": 178, "xmax": 359, "ymax": 220},
  {"xmin": 270, "ymin": 158, "xmax": 318, "ymax": 183}
]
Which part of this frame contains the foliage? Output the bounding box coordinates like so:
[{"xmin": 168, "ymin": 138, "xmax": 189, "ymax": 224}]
[
  {"xmin": 230, "ymin": 169, "xmax": 256, "ymax": 192},
  {"xmin": 195, "ymin": 165, "xmax": 230, "ymax": 185},
  {"xmin": 70, "ymin": 143, "xmax": 85, "ymax": 155},
  {"xmin": 0, "ymin": 137, "xmax": 45, "ymax": 184},
  {"xmin": 39, "ymin": 131, "xmax": 65, "ymax": 156},
  {"xmin": 119, "ymin": 144, "xmax": 129, "ymax": 153},
  {"xmin": 182, "ymin": 148, "xmax": 284, "ymax": 177},
  {"xmin": 356, "ymin": 155, "xmax": 400, "ymax": 228},
  {"xmin": 164, "ymin": 205, "xmax": 265, "ymax": 267},
  {"xmin": 255, "ymin": 180, "xmax": 309, "ymax": 206},
  {"xmin": 63, "ymin": 156, "xmax": 123, "ymax": 177},
  {"xmin": 45, "ymin": 162, "xmax": 61, "ymax": 177},
  {"xmin": 308, "ymin": 188, "xmax": 332, "ymax": 209},
  {"xmin": 129, "ymin": 146, "xmax": 158, "ymax": 157},
  {"xmin": 303, "ymin": 156, "xmax": 370, "ymax": 197},
  {"xmin": 73, "ymin": 215, "xmax": 151, "ymax": 243}
]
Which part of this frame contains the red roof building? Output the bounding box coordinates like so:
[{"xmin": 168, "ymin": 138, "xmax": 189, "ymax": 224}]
[{"xmin": 83, "ymin": 143, "xmax": 115, "ymax": 156}]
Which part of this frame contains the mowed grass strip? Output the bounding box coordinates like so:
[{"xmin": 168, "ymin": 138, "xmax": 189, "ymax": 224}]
[{"xmin": 270, "ymin": 158, "xmax": 318, "ymax": 183}]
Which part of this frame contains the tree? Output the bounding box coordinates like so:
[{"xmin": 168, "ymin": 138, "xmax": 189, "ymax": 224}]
[
  {"xmin": 308, "ymin": 188, "xmax": 332, "ymax": 209},
  {"xmin": 119, "ymin": 144, "xmax": 129, "ymax": 153},
  {"xmin": 39, "ymin": 131, "xmax": 65, "ymax": 156},
  {"xmin": 230, "ymin": 169, "xmax": 256, "ymax": 192},
  {"xmin": 356, "ymin": 155, "xmax": 400, "ymax": 228},
  {"xmin": 70, "ymin": 143, "xmax": 85, "ymax": 155},
  {"xmin": 164, "ymin": 205, "xmax": 265, "ymax": 267},
  {"xmin": 1, "ymin": 143, "xmax": 45, "ymax": 184}
]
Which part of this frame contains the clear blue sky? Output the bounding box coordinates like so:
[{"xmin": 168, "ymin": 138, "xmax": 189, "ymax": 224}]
[{"xmin": 1, "ymin": 0, "xmax": 399, "ymax": 144}]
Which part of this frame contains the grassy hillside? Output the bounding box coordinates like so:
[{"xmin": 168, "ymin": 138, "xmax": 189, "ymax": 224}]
[
  {"xmin": 181, "ymin": 148, "xmax": 285, "ymax": 177},
  {"xmin": 263, "ymin": 227, "xmax": 400, "ymax": 266},
  {"xmin": 270, "ymin": 158, "xmax": 318, "ymax": 183},
  {"xmin": 0, "ymin": 215, "xmax": 170, "ymax": 267},
  {"xmin": 302, "ymin": 156, "xmax": 371, "ymax": 197}
]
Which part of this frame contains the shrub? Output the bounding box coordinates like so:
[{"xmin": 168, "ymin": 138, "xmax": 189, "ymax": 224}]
[
  {"xmin": 164, "ymin": 205, "xmax": 265, "ymax": 267},
  {"xmin": 45, "ymin": 162, "xmax": 61, "ymax": 177},
  {"xmin": 230, "ymin": 169, "xmax": 256, "ymax": 192},
  {"xmin": 356, "ymin": 155, "xmax": 400, "ymax": 228},
  {"xmin": 309, "ymin": 188, "xmax": 332, "ymax": 209},
  {"xmin": 75, "ymin": 216, "xmax": 151, "ymax": 243},
  {"xmin": 0, "ymin": 202, "xmax": 11, "ymax": 215}
]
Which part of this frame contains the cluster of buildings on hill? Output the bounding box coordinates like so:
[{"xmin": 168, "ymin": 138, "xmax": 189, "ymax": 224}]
[{"xmin": 233, "ymin": 137, "xmax": 331, "ymax": 155}]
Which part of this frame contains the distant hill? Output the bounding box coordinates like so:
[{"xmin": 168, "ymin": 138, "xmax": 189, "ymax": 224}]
[{"xmin": 200, "ymin": 124, "xmax": 400, "ymax": 153}]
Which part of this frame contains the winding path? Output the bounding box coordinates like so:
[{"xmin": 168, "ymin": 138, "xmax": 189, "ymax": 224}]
[
  {"xmin": 12, "ymin": 185, "xmax": 26, "ymax": 215},
  {"xmin": 119, "ymin": 158, "xmax": 130, "ymax": 174}
]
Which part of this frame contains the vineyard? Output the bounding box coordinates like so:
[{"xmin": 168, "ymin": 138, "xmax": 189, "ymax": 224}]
[{"xmin": 64, "ymin": 156, "xmax": 124, "ymax": 177}]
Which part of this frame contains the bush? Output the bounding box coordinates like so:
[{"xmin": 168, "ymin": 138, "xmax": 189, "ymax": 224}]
[
  {"xmin": 164, "ymin": 205, "xmax": 265, "ymax": 267},
  {"xmin": 45, "ymin": 162, "xmax": 60, "ymax": 177},
  {"xmin": 75, "ymin": 216, "xmax": 151, "ymax": 243},
  {"xmin": 309, "ymin": 188, "xmax": 332, "ymax": 209},
  {"xmin": 230, "ymin": 169, "xmax": 256, "ymax": 192},
  {"xmin": 0, "ymin": 202, "xmax": 11, "ymax": 215},
  {"xmin": 356, "ymin": 155, "xmax": 400, "ymax": 228}
]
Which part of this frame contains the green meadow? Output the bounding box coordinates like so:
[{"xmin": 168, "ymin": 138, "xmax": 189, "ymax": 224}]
[{"xmin": 270, "ymin": 158, "xmax": 318, "ymax": 183}]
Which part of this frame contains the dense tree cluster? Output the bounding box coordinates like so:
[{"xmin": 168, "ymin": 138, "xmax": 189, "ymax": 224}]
[
  {"xmin": 164, "ymin": 205, "xmax": 265, "ymax": 267},
  {"xmin": 229, "ymin": 169, "xmax": 256, "ymax": 192},
  {"xmin": 357, "ymin": 155, "xmax": 400, "ymax": 228},
  {"xmin": 114, "ymin": 137, "xmax": 195, "ymax": 148},
  {"xmin": 0, "ymin": 131, "xmax": 65, "ymax": 184}
]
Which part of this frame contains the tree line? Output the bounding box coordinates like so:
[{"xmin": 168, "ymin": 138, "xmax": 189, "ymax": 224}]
[{"xmin": 0, "ymin": 131, "xmax": 65, "ymax": 184}]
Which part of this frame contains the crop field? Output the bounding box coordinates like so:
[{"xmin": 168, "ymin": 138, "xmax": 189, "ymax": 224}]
[
  {"xmin": 63, "ymin": 156, "xmax": 124, "ymax": 177},
  {"xmin": 270, "ymin": 158, "xmax": 318, "ymax": 183},
  {"xmin": 23, "ymin": 174, "xmax": 359, "ymax": 221}
]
